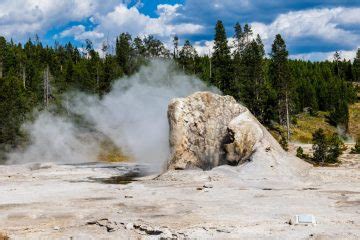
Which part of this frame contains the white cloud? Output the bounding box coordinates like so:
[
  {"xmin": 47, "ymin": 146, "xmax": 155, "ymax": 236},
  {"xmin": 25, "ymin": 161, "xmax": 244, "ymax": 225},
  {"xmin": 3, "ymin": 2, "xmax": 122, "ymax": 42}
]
[
  {"xmin": 337, "ymin": 49, "xmax": 359, "ymax": 61},
  {"xmin": 249, "ymin": 7, "xmax": 360, "ymax": 60},
  {"xmin": 193, "ymin": 38, "xmax": 237, "ymax": 56},
  {"xmin": 0, "ymin": 0, "xmax": 204, "ymax": 46},
  {"xmin": 92, "ymin": 4, "xmax": 202, "ymax": 37},
  {"xmin": 59, "ymin": 3, "xmax": 203, "ymax": 51},
  {"xmin": 194, "ymin": 40, "xmax": 214, "ymax": 56},
  {"xmin": 76, "ymin": 31, "xmax": 104, "ymax": 41},
  {"xmin": 134, "ymin": 0, "xmax": 144, "ymax": 9},
  {"xmin": 157, "ymin": 4, "xmax": 181, "ymax": 18},
  {"xmin": 0, "ymin": 1, "xmax": 358, "ymax": 62},
  {"xmin": 290, "ymin": 52, "xmax": 333, "ymax": 61},
  {"xmin": 290, "ymin": 48, "xmax": 359, "ymax": 61},
  {"xmin": 0, "ymin": 0, "xmax": 122, "ymax": 40},
  {"xmin": 59, "ymin": 25, "xmax": 104, "ymax": 41},
  {"xmin": 193, "ymin": 32, "xmax": 359, "ymax": 62},
  {"xmin": 60, "ymin": 25, "xmax": 86, "ymax": 38},
  {"xmin": 252, "ymin": 7, "xmax": 360, "ymax": 46}
]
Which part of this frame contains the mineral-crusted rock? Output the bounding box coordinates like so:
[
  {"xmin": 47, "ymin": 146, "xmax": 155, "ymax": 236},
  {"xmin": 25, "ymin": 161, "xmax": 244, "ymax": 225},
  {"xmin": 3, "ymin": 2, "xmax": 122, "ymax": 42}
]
[
  {"xmin": 167, "ymin": 92, "xmax": 246, "ymax": 170},
  {"xmin": 224, "ymin": 111, "xmax": 264, "ymax": 165},
  {"xmin": 167, "ymin": 92, "xmax": 310, "ymax": 176}
]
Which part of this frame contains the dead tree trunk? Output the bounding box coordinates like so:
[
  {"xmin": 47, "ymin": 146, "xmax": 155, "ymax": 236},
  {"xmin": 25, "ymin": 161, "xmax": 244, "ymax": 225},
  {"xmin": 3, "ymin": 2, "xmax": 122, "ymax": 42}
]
[
  {"xmin": 43, "ymin": 65, "xmax": 50, "ymax": 108},
  {"xmin": 285, "ymin": 91, "xmax": 290, "ymax": 141}
]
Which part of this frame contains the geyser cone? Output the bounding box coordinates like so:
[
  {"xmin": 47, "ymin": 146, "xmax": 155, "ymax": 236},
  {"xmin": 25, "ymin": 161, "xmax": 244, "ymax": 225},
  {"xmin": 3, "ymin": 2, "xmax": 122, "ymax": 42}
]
[{"xmin": 167, "ymin": 92, "xmax": 310, "ymax": 179}]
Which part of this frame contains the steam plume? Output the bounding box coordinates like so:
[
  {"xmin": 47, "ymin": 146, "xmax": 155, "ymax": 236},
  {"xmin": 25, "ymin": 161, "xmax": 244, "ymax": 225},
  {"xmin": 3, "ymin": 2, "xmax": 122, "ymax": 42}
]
[{"xmin": 7, "ymin": 60, "xmax": 218, "ymax": 171}]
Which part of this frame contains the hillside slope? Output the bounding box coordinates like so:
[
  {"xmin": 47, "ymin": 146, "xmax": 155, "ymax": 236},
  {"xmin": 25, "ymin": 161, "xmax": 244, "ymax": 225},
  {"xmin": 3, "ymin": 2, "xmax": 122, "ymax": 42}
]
[{"xmin": 349, "ymin": 102, "xmax": 360, "ymax": 139}]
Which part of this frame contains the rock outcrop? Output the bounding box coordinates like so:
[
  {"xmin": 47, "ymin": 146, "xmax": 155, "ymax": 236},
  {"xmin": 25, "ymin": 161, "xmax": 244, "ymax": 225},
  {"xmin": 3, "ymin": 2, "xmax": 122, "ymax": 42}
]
[{"xmin": 167, "ymin": 92, "xmax": 309, "ymax": 178}]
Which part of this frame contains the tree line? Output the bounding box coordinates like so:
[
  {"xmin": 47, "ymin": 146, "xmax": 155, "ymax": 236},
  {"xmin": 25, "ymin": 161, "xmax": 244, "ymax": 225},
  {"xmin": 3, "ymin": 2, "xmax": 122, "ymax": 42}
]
[
  {"xmin": 175, "ymin": 21, "xmax": 358, "ymax": 141},
  {"xmin": 0, "ymin": 20, "xmax": 359, "ymax": 160}
]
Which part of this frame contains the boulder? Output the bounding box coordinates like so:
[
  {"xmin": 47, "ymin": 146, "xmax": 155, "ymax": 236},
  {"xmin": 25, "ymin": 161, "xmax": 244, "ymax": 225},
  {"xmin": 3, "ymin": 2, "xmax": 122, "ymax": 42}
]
[{"xmin": 167, "ymin": 92, "xmax": 310, "ymax": 178}]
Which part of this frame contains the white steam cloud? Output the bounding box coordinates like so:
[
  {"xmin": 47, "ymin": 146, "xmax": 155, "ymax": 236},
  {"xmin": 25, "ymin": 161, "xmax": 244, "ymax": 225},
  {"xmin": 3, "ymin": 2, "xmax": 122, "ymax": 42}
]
[{"xmin": 7, "ymin": 60, "xmax": 218, "ymax": 171}]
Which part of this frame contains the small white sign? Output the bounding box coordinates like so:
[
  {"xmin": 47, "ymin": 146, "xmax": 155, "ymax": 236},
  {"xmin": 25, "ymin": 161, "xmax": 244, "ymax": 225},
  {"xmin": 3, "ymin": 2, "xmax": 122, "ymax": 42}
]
[{"xmin": 295, "ymin": 214, "xmax": 316, "ymax": 225}]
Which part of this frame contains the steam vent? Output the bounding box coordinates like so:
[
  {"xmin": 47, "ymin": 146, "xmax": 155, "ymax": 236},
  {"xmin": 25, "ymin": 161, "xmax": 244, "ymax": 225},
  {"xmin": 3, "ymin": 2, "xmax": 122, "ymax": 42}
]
[{"xmin": 167, "ymin": 92, "xmax": 309, "ymax": 177}]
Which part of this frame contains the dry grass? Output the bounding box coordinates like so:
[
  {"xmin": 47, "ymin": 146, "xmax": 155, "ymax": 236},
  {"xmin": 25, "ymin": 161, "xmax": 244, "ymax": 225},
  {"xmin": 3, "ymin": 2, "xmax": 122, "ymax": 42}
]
[
  {"xmin": 349, "ymin": 102, "xmax": 360, "ymax": 139},
  {"xmin": 352, "ymin": 82, "xmax": 360, "ymax": 98},
  {"xmin": 270, "ymin": 105, "xmax": 360, "ymax": 144},
  {"xmin": 97, "ymin": 140, "xmax": 130, "ymax": 163},
  {"xmin": 288, "ymin": 101, "xmax": 360, "ymax": 143},
  {"xmin": 290, "ymin": 112, "xmax": 338, "ymax": 143}
]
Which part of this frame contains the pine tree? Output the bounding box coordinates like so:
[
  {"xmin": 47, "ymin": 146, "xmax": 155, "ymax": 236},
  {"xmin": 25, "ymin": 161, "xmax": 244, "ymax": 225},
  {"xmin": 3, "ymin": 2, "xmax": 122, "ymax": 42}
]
[
  {"xmin": 233, "ymin": 22, "xmax": 244, "ymax": 57},
  {"xmin": 297, "ymin": 78, "xmax": 318, "ymax": 111},
  {"xmin": 173, "ymin": 35, "xmax": 179, "ymax": 59},
  {"xmin": 312, "ymin": 128, "xmax": 343, "ymax": 164},
  {"xmin": 329, "ymin": 95, "xmax": 349, "ymax": 128},
  {"xmin": 133, "ymin": 37, "xmax": 146, "ymax": 56},
  {"xmin": 116, "ymin": 33, "xmax": 133, "ymax": 74},
  {"xmin": 212, "ymin": 20, "xmax": 232, "ymax": 93},
  {"xmin": 312, "ymin": 128, "xmax": 327, "ymax": 165},
  {"xmin": 351, "ymin": 136, "xmax": 360, "ymax": 154},
  {"xmin": 0, "ymin": 29, "xmax": 359, "ymax": 159},
  {"xmin": 333, "ymin": 51, "xmax": 341, "ymax": 78},
  {"xmin": 179, "ymin": 40, "xmax": 198, "ymax": 74},
  {"xmin": 101, "ymin": 55, "xmax": 122, "ymax": 95},
  {"xmin": 344, "ymin": 60, "xmax": 353, "ymax": 81},
  {"xmin": 0, "ymin": 76, "xmax": 28, "ymax": 145},
  {"xmin": 353, "ymin": 48, "xmax": 360, "ymax": 82},
  {"xmin": 240, "ymin": 37, "xmax": 265, "ymax": 117},
  {"xmin": 269, "ymin": 34, "xmax": 293, "ymax": 140},
  {"xmin": 243, "ymin": 24, "xmax": 252, "ymax": 44},
  {"xmin": 85, "ymin": 39, "xmax": 93, "ymax": 57},
  {"xmin": 143, "ymin": 35, "xmax": 170, "ymax": 58},
  {"xmin": 327, "ymin": 134, "xmax": 343, "ymax": 163},
  {"xmin": 232, "ymin": 22, "xmax": 244, "ymax": 100},
  {"xmin": 0, "ymin": 36, "xmax": 6, "ymax": 78}
]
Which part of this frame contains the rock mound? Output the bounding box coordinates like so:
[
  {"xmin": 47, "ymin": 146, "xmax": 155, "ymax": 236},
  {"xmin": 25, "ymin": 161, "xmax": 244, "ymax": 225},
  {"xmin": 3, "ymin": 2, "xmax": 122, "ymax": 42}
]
[
  {"xmin": 167, "ymin": 92, "xmax": 245, "ymax": 170},
  {"xmin": 167, "ymin": 92, "xmax": 309, "ymax": 178}
]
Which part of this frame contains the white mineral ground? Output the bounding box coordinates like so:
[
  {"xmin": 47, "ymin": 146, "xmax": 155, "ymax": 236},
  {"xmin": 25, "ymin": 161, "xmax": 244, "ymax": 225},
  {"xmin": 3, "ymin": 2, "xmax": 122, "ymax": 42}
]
[
  {"xmin": 0, "ymin": 147, "xmax": 359, "ymax": 239},
  {"xmin": 0, "ymin": 93, "xmax": 359, "ymax": 239}
]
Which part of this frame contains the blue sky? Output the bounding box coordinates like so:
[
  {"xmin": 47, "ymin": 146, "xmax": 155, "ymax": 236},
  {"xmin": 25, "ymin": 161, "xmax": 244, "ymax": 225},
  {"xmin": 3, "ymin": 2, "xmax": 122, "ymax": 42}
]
[{"xmin": 0, "ymin": 0, "xmax": 359, "ymax": 60}]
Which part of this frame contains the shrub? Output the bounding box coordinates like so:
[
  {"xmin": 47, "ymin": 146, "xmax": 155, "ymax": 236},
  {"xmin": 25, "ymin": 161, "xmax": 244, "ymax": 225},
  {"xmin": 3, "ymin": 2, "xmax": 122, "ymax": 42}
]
[
  {"xmin": 351, "ymin": 136, "xmax": 360, "ymax": 154},
  {"xmin": 296, "ymin": 146, "xmax": 310, "ymax": 160},
  {"xmin": 280, "ymin": 134, "xmax": 288, "ymax": 151},
  {"xmin": 326, "ymin": 134, "xmax": 343, "ymax": 163},
  {"xmin": 312, "ymin": 129, "xmax": 327, "ymax": 164},
  {"xmin": 328, "ymin": 100, "xmax": 349, "ymax": 127},
  {"xmin": 291, "ymin": 116, "xmax": 298, "ymax": 125},
  {"xmin": 312, "ymin": 128, "xmax": 343, "ymax": 165},
  {"xmin": 309, "ymin": 107, "xmax": 318, "ymax": 117},
  {"xmin": 296, "ymin": 147, "xmax": 304, "ymax": 158}
]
